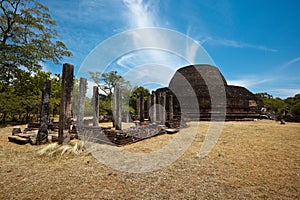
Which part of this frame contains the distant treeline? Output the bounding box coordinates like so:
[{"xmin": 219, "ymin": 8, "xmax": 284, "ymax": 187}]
[{"xmin": 255, "ymin": 92, "xmax": 300, "ymax": 116}]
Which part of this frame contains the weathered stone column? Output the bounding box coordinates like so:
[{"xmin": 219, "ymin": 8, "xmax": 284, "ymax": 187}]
[
  {"xmin": 139, "ymin": 91, "xmax": 144, "ymax": 122},
  {"xmin": 147, "ymin": 94, "xmax": 152, "ymax": 120},
  {"xmin": 77, "ymin": 77, "xmax": 87, "ymax": 126},
  {"xmin": 169, "ymin": 95, "xmax": 174, "ymax": 120},
  {"xmin": 37, "ymin": 79, "xmax": 51, "ymax": 145},
  {"xmin": 136, "ymin": 95, "xmax": 140, "ymax": 120},
  {"xmin": 114, "ymin": 84, "xmax": 122, "ymax": 130},
  {"xmin": 156, "ymin": 92, "xmax": 161, "ymax": 122},
  {"xmin": 58, "ymin": 63, "xmax": 74, "ymax": 144},
  {"xmin": 161, "ymin": 92, "xmax": 166, "ymax": 124},
  {"xmin": 92, "ymin": 86, "xmax": 99, "ymax": 126},
  {"xmin": 152, "ymin": 92, "xmax": 157, "ymax": 122}
]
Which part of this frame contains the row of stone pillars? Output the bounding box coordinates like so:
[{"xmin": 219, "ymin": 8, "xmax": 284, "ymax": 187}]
[
  {"xmin": 37, "ymin": 63, "xmax": 74, "ymax": 145},
  {"xmin": 37, "ymin": 63, "xmax": 176, "ymax": 144},
  {"xmin": 76, "ymin": 87, "xmax": 175, "ymax": 131},
  {"xmin": 76, "ymin": 86, "xmax": 175, "ymax": 131},
  {"xmin": 136, "ymin": 91, "xmax": 174, "ymax": 124},
  {"xmin": 76, "ymin": 77, "xmax": 100, "ymax": 127}
]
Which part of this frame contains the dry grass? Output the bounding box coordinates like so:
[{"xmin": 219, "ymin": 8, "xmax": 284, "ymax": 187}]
[
  {"xmin": 37, "ymin": 140, "xmax": 86, "ymax": 156},
  {"xmin": 0, "ymin": 120, "xmax": 299, "ymax": 199}
]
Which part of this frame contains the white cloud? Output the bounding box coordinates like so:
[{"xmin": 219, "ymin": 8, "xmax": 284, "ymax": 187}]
[
  {"xmin": 85, "ymin": 80, "xmax": 99, "ymax": 98},
  {"xmin": 282, "ymin": 56, "xmax": 300, "ymax": 69},
  {"xmin": 77, "ymin": 0, "xmax": 214, "ymax": 89},
  {"xmin": 204, "ymin": 37, "xmax": 277, "ymax": 52},
  {"xmin": 269, "ymin": 88, "xmax": 300, "ymax": 98},
  {"xmin": 123, "ymin": 64, "xmax": 176, "ymax": 88},
  {"xmin": 227, "ymin": 78, "xmax": 271, "ymax": 88},
  {"xmin": 123, "ymin": 0, "xmax": 158, "ymax": 28},
  {"xmin": 116, "ymin": 54, "xmax": 136, "ymax": 70},
  {"xmin": 227, "ymin": 77, "xmax": 300, "ymax": 98}
]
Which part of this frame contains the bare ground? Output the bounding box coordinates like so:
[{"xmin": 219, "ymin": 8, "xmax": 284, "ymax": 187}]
[{"xmin": 0, "ymin": 120, "xmax": 299, "ymax": 199}]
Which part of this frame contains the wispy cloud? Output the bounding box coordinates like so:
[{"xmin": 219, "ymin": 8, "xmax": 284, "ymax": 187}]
[
  {"xmin": 123, "ymin": 0, "xmax": 158, "ymax": 28},
  {"xmin": 282, "ymin": 56, "xmax": 300, "ymax": 69},
  {"xmin": 227, "ymin": 78, "xmax": 271, "ymax": 88},
  {"xmin": 113, "ymin": 50, "xmax": 188, "ymax": 87},
  {"xmin": 228, "ymin": 77, "xmax": 300, "ymax": 98},
  {"xmin": 123, "ymin": 64, "xmax": 176, "ymax": 88},
  {"xmin": 269, "ymin": 88, "xmax": 300, "ymax": 98},
  {"xmin": 203, "ymin": 37, "xmax": 278, "ymax": 52},
  {"xmin": 108, "ymin": 0, "xmax": 201, "ymax": 89},
  {"xmin": 86, "ymin": 80, "xmax": 99, "ymax": 98}
]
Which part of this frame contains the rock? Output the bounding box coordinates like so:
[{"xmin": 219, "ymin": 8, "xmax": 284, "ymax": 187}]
[
  {"xmin": 8, "ymin": 136, "xmax": 30, "ymax": 145},
  {"xmin": 12, "ymin": 127, "xmax": 21, "ymax": 135}
]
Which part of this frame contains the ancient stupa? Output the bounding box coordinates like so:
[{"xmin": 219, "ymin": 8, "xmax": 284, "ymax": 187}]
[{"xmin": 155, "ymin": 64, "xmax": 263, "ymax": 121}]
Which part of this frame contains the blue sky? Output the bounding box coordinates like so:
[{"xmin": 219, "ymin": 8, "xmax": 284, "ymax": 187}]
[{"xmin": 39, "ymin": 0, "xmax": 300, "ymax": 98}]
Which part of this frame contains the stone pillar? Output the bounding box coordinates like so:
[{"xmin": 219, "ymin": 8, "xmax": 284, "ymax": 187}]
[
  {"xmin": 37, "ymin": 79, "xmax": 51, "ymax": 145},
  {"xmin": 139, "ymin": 91, "xmax": 144, "ymax": 122},
  {"xmin": 169, "ymin": 95, "xmax": 174, "ymax": 120},
  {"xmin": 157, "ymin": 92, "xmax": 161, "ymax": 122},
  {"xmin": 114, "ymin": 84, "xmax": 122, "ymax": 130},
  {"xmin": 77, "ymin": 78, "xmax": 87, "ymax": 126},
  {"xmin": 58, "ymin": 63, "xmax": 74, "ymax": 144},
  {"xmin": 161, "ymin": 92, "xmax": 166, "ymax": 124},
  {"xmin": 92, "ymin": 86, "xmax": 99, "ymax": 126},
  {"xmin": 136, "ymin": 95, "xmax": 140, "ymax": 120},
  {"xmin": 147, "ymin": 95, "xmax": 152, "ymax": 120},
  {"xmin": 152, "ymin": 92, "xmax": 157, "ymax": 122}
]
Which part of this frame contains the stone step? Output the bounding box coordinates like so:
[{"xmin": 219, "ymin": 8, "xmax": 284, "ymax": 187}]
[{"xmin": 8, "ymin": 135, "xmax": 30, "ymax": 145}]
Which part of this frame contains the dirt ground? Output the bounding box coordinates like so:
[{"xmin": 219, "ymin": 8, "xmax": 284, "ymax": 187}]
[{"xmin": 0, "ymin": 120, "xmax": 299, "ymax": 199}]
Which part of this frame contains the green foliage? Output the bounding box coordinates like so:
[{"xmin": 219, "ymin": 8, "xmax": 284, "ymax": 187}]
[
  {"xmin": 99, "ymin": 100, "xmax": 112, "ymax": 116},
  {"xmin": 255, "ymin": 92, "xmax": 273, "ymax": 99},
  {"xmin": 256, "ymin": 92, "xmax": 300, "ymax": 116},
  {"xmin": 291, "ymin": 102, "xmax": 300, "ymax": 116},
  {"xmin": 72, "ymin": 79, "xmax": 94, "ymax": 117},
  {"xmin": 84, "ymin": 97, "xmax": 93, "ymax": 116},
  {"xmin": 49, "ymin": 74, "xmax": 61, "ymax": 118},
  {"xmin": 0, "ymin": 71, "xmax": 55, "ymax": 123},
  {"xmin": 89, "ymin": 71, "xmax": 134, "ymax": 116},
  {"xmin": 89, "ymin": 71, "xmax": 130, "ymax": 98},
  {"xmin": 263, "ymin": 97, "xmax": 287, "ymax": 113},
  {"xmin": 0, "ymin": 0, "xmax": 72, "ymax": 85},
  {"xmin": 0, "ymin": 0, "xmax": 71, "ymax": 123},
  {"xmin": 129, "ymin": 86, "xmax": 150, "ymax": 113},
  {"xmin": 284, "ymin": 94, "xmax": 300, "ymax": 116}
]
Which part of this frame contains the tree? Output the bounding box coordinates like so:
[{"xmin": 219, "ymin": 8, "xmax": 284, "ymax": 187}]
[
  {"xmin": 0, "ymin": 71, "xmax": 51, "ymax": 123},
  {"xmin": 0, "ymin": 0, "xmax": 72, "ymax": 85},
  {"xmin": 89, "ymin": 71, "xmax": 138, "ymax": 123},
  {"xmin": 129, "ymin": 86, "xmax": 150, "ymax": 113},
  {"xmin": 49, "ymin": 74, "xmax": 61, "ymax": 120},
  {"xmin": 255, "ymin": 92, "xmax": 287, "ymax": 113},
  {"xmin": 255, "ymin": 92, "xmax": 273, "ymax": 99},
  {"xmin": 89, "ymin": 71, "xmax": 130, "ymax": 99},
  {"xmin": 71, "ymin": 78, "xmax": 94, "ymax": 118},
  {"xmin": 285, "ymin": 94, "xmax": 300, "ymax": 116}
]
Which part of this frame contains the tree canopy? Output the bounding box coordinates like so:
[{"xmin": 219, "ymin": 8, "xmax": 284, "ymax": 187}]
[
  {"xmin": 0, "ymin": 0, "xmax": 72, "ymax": 85},
  {"xmin": 0, "ymin": 0, "xmax": 71, "ymax": 124},
  {"xmin": 89, "ymin": 71, "xmax": 152, "ymax": 118},
  {"xmin": 89, "ymin": 71, "xmax": 130, "ymax": 99},
  {"xmin": 256, "ymin": 92, "xmax": 300, "ymax": 116},
  {"xmin": 0, "ymin": 71, "xmax": 61, "ymax": 123}
]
